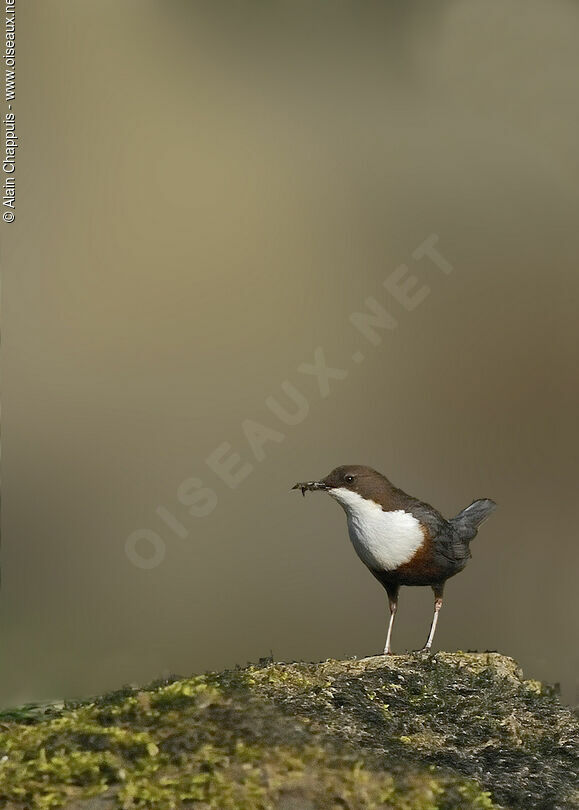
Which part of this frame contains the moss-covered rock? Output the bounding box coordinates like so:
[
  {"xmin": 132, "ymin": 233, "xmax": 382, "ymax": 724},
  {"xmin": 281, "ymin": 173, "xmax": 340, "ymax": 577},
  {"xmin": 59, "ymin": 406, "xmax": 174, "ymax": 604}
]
[{"xmin": 0, "ymin": 653, "xmax": 576, "ymax": 809}]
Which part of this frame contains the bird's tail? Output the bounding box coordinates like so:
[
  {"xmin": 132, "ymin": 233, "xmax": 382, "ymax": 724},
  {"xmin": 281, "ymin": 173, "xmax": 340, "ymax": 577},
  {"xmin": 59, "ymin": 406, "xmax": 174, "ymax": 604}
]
[{"xmin": 451, "ymin": 498, "xmax": 496, "ymax": 541}]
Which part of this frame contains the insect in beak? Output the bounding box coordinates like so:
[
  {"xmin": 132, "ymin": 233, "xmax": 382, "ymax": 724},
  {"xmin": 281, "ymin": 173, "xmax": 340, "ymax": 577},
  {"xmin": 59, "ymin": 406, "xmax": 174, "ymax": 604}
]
[{"xmin": 292, "ymin": 481, "xmax": 327, "ymax": 497}]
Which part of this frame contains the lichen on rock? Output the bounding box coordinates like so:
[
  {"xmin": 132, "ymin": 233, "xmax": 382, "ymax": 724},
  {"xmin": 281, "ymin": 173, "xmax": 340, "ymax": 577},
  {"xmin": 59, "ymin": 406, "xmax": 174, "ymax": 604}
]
[{"xmin": 0, "ymin": 652, "xmax": 577, "ymax": 809}]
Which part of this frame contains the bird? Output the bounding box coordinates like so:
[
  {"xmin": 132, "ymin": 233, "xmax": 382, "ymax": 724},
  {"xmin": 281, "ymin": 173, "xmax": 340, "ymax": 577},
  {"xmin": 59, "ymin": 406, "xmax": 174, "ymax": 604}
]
[{"xmin": 292, "ymin": 465, "xmax": 496, "ymax": 654}]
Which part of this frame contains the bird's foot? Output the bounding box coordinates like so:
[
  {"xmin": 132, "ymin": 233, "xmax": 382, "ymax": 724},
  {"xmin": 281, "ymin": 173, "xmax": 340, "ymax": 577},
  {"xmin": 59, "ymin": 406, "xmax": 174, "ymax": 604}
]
[{"xmin": 413, "ymin": 646, "xmax": 434, "ymax": 656}]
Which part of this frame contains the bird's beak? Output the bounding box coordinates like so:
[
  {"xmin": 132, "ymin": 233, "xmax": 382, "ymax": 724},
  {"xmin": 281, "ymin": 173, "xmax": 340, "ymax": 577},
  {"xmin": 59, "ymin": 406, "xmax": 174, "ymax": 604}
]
[{"xmin": 292, "ymin": 480, "xmax": 328, "ymax": 497}]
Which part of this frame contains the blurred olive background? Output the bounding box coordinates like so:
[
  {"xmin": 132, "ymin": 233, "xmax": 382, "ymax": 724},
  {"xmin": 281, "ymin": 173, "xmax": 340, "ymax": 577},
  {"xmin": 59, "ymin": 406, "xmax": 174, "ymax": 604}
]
[{"xmin": 2, "ymin": 0, "xmax": 578, "ymax": 707}]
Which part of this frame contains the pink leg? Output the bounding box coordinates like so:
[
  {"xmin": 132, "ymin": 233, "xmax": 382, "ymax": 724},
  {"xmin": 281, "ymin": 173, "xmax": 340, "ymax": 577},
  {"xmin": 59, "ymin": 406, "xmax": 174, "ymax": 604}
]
[
  {"xmin": 421, "ymin": 584, "xmax": 445, "ymax": 651},
  {"xmin": 383, "ymin": 585, "xmax": 399, "ymax": 654}
]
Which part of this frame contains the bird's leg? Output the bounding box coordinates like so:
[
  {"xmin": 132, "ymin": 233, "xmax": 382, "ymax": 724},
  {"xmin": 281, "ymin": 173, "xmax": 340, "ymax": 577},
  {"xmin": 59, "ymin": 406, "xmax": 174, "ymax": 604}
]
[
  {"xmin": 383, "ymin": 585, "xmax": 399, "ymax": 655},
  {"xmin": 383, "ymin": 601, "xmax": 397, "ymax": 654},
  {"xmin": 421, "ymin": 584, "xmax": 444, "ymax": 652}
]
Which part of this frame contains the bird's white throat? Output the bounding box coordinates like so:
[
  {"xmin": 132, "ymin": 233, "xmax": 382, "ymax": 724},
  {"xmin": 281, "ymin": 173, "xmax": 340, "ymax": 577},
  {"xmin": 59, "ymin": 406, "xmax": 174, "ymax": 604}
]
[{"xmin": 328, "ymin": 487, "xmax": 423, "ymax": 571}]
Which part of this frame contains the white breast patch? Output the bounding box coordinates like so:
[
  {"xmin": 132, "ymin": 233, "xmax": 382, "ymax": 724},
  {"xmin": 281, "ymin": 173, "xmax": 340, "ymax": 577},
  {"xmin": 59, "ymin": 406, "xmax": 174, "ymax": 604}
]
[{"xmin": 328, "ymin": 487, "xmax": 423, "ymax": 571}]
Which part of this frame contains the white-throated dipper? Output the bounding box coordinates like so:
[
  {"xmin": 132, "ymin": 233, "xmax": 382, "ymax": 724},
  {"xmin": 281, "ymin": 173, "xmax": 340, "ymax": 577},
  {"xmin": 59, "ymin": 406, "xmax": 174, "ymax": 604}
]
[{"xmin": 292, "ymin": 465, "xmax": 496, "ymax": 654}]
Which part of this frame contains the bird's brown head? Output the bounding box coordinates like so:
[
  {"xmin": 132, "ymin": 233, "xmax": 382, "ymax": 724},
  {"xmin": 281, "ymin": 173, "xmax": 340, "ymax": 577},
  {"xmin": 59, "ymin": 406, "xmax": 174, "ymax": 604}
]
[{"xmin": 292, "ymin": 465, "xmax": 389, "ymax": 498}]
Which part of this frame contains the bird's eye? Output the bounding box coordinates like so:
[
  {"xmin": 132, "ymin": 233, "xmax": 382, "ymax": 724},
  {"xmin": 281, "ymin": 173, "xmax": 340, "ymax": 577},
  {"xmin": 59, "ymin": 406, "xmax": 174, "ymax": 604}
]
[{"xmin": 345, "ymin": 475, "xmax": 354, "ymax": 484}]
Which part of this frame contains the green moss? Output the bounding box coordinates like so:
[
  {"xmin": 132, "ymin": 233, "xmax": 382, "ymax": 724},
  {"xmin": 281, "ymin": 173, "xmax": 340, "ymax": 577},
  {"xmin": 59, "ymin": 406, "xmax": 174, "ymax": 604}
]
[
  {"xmin": 456, "ymin": 784, "xmax": 497, "ymax": 809},
  {"xmin": 149, "ymin": 675, "xmax": 213, "ymax": 711},
  {"xmin": 239, "ymin": 661, "xmax": 329, "ymax": 694},
  {"xmin": 0, "ymin": 653, "xmax": 576, "ymax": 809}
]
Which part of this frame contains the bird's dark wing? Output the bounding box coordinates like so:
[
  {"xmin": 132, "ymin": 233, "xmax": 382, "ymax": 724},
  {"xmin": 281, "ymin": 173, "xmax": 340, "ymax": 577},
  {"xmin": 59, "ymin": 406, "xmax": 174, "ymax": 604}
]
[
  {"xmin": 406, "ymin": 498, "xmax": 471, "ymax": 567},
  {"xmin": 431, "ymin": 522, "xmax": 472, "ymax": 567}
]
